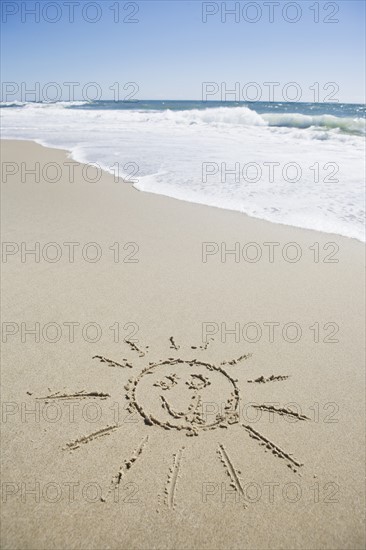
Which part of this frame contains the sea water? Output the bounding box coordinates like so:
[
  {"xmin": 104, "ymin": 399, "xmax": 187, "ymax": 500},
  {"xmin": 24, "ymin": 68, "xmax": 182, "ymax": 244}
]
[{"xmin": 1, "ymin": 100, "xmax": 365, "ymax": 241}]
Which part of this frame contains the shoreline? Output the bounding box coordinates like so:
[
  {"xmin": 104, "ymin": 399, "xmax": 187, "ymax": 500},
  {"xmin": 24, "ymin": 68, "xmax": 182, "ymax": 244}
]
[
  {"xmin": 1, "ymin": 139, "xmax": 365, "ymax": 550},
  {"xmin": 2, "ymin": 138, "xmax": 364, "ymax": 245}
]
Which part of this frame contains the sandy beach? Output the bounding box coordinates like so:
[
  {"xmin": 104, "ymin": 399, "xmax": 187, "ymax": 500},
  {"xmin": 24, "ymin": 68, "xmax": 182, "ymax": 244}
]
[{"xmin": 1, "ymin": 139, "xmax": 365, "ymax": 549}]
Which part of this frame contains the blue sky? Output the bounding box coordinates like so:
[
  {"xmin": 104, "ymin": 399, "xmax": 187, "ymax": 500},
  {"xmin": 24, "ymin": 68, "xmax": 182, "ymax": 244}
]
[{"xmin": 1, "ymin": 0, "xmax": 365, "ymax": 103}]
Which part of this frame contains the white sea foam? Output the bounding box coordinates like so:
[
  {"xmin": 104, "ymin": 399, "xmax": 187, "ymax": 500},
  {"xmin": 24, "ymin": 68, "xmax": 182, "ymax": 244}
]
[{"xmin": 1, "ymin": 104, "xmax": 365, "ymax": 241}]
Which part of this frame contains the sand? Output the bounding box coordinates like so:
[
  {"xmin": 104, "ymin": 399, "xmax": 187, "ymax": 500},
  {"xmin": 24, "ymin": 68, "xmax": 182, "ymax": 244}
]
[{"xmin": 1, "ymin": 139, "xmax": 365, "ymax": 549}]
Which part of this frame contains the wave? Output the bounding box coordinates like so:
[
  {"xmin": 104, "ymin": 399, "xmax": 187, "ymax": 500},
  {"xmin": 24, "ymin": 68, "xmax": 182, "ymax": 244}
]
[
  {"xmin": 0, "ymin": 100, "xmax": 91, "ymax": 109},
  {"xmin": 1, "ymin": 101, "xmax": 364, "ymax": 135},
  {"xmin": 153, "ymin": 107, "xmax": 365, "ymax": 135},
  {"xmin": 262, "ymin": 112, "xmax": 365, "ymax": 135},
  {"xmin": 156, "ymin": 107, "xmax": 365, "ymax": 135},
  {"xmin": 0, "ymin": 101, "xmax": 27, "ymax": 108},
  {"xmin": 23, "ymin": 100, "xmax": 92, "ymax": 109},
  {"xmin": 160, "ymin": 106, "xmax": 266, "ymax": 127}
]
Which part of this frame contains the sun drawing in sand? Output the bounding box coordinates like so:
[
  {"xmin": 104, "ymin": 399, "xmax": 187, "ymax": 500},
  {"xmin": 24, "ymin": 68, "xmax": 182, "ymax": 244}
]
[{"xmin": 35, "ymin": 337, "xmax": 311, "ymax": 509}]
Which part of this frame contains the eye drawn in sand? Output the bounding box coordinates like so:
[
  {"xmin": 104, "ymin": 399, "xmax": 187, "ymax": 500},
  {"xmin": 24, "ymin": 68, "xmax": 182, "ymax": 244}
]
[{"xmin": 33, "ymin": 337, "xmax": 310, "ymax": 509}]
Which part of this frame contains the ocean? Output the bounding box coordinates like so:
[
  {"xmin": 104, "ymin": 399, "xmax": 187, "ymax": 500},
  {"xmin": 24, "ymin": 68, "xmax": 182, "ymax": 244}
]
[{"xmin": 1, "ymin": 100, "xmax": 365, "ymax": 241}]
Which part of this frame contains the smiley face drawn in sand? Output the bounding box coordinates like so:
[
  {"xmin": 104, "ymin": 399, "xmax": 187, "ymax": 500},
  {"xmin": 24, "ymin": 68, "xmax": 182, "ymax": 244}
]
[
  {"xmin": 36, "ymin": 338, "xmax": 310, "ymax": 508},
  {"xmin": 126, "ymin": 360, "xmax": 240, "ymax": 435}
]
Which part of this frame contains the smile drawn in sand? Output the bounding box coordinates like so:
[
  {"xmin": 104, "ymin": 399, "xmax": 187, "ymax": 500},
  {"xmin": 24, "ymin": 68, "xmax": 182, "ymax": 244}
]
[
  {"xmin": 126, "ymin": 359, "xmax": 240, "ymax": 435},
  {"xmin": 33, "ymin": 337, "xmax": 311, "ymax": 509}
]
